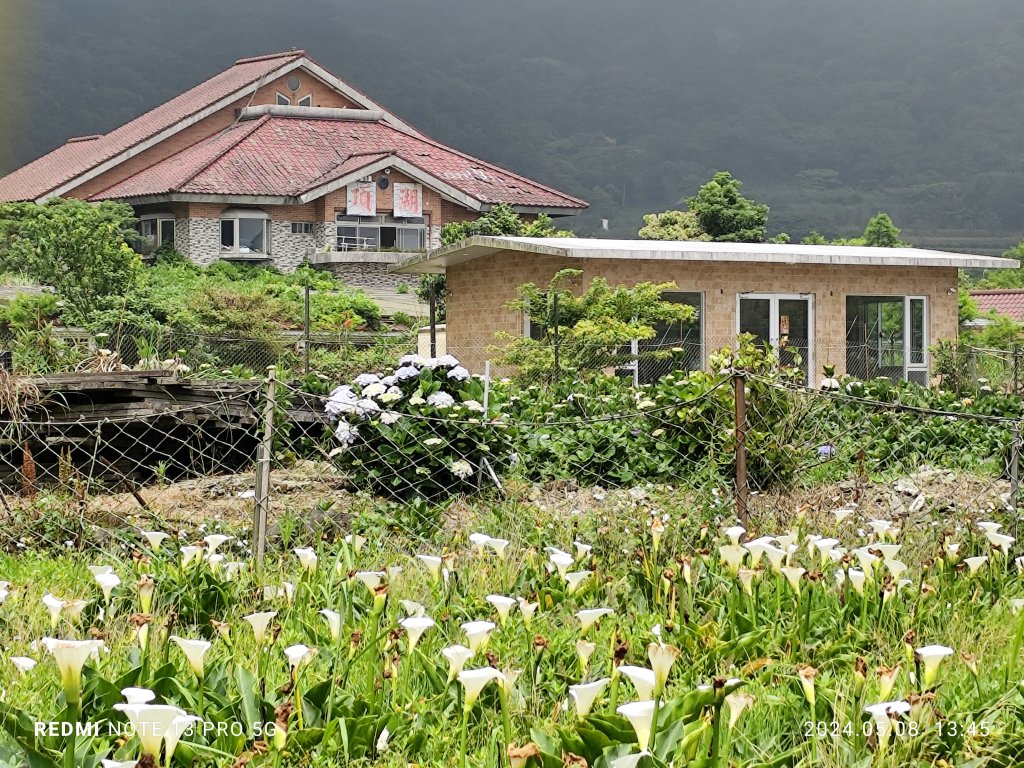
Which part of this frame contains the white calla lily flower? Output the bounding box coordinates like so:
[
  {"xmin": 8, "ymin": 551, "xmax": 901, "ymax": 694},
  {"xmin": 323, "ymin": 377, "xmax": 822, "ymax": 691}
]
[
  {"xmin": 618, "ymin": 665, "xmax": 656, "ymax": 701},
  {"xmin": 569, "ymin": 678, "xmax": 610, "ymax": 718},
  {"xmin": 965, "ymin": 556, "xmax": 988, "ymax": 575},
  {"xmin": 576, "ymin": 608, "xmax": 613, "ymax": 633},
  {"xmin": 648, "ymin": 641, "xmax": 680, "ymax": 695},
  {"xmin": 416, "ymin": 554, "xmax": 444, "ymax": 583},
  {"xmin": 44, "ymin": 638, "xmax": 105, "ymax": 705},
  {"xmin": 486, "ymin": 595, "xmax": 518, "ymax": 625},
  {"xmin": 284, "ymin": 644, "xmax": 316, "ymax": 670},
  {"xmin": 564, "ymin": 571, "xmax": 592, "ymax": 594},
  {"xmin": 113, "ymin": 702, "xmax": 187, "ymax": 758},
  {"xmin": 461, "ymin": 620, "xmax": 496, "ymax": 653},
  {"xmin": 203, "ymin": 534, "xmax": 232, "ymax": 554},
  {"xmin": 864, "ymin": 700, "xmax": 911, "ymax": 748},
  {"xmin": 320, "ymin": 609, "xmax": 341, "ymax": 642},
  {"xmin": 94, "ymin": 572, "xmax": 121, "ymax": 603},
  {"xmin": 458, "ymin": 667, "xmax": 503, "ymax": 710},
  {"xmin": 170, "ymin": 637, "xmax": 212, "ymax": 680},
  {"xmin": 916, "ymin": 645, "xmax": 954, "ymax": 687},
  {"xmin": 243, "ymin": 611, "xmax": 277, "ymax": 645},
  {"xmin": 9, "ymin": 656, "xmax": 36, "ymax": 675},
  {"xmin": 42, "ymin": 593, "xmax": 64, "ymax": 628},
  {"xmin": 442, "ymin": 644, "xmax": 475, "ymax": 683},
  {"xmin": 724, "ymin": 525, "xmax": 746, "ymax": 545},
  {"xmin": 141, "ymin": 531, "xmax": 169, "ymax": 549},
  {"xmin": 617, "ymin": 700, "xmax": 657, "ymax": 752},
  {"xmin": 121, "ymin": 687, "xmax": 155, "ymax": 704},
  {"xmin": 400, "ymin": 616, "xmax": 436, "ymax": 653},
  {"xmin": 294, "ymin": 547, "xmax": 318, "ymax": 571}
]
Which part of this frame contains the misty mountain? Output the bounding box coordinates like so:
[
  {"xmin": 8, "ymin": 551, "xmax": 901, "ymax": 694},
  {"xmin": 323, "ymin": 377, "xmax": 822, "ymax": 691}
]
[{"xmin": 2, "ymin": 0, "xmax": 1023, "ymax": 251}]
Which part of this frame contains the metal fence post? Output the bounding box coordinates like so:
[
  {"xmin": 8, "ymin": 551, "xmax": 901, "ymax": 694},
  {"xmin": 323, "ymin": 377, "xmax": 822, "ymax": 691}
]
[
  {"xmin": 303, "ymin": 285, "xmax": 311, "ymax": 376},
  {"xmin": 1012, "ymin": 420, "xmax": 1021, "ymax": 540},
  {"xmin": 1014, "ymin": 345, "xmax": 1021, "ymax": 396},
  {"xmin": 428, "ymin": 284, "xmax": 437, "ymax": 358},
  {"xmin": 734, "ymin": 370, "xmax": 749, "ymax": 526},
  {"xmin": 253, "ymin": 365, "xmax": 277, "ymax": 567},
  {"xmin": 552, "ymin": 292, "xmax": 561, "ymax": 379}
]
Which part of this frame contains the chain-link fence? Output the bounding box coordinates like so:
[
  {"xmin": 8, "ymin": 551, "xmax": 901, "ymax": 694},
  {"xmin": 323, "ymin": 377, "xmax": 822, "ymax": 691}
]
[
  {"xmin": 0, "ymin": 360, "xmax": 1019, "ymax": 558},
  {"xmin": 0, "ymin": 326, "xmax": 418, "ymax": 379}
]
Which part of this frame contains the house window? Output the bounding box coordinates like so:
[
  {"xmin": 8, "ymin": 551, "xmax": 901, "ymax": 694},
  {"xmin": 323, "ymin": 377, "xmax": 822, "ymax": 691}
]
[
  {"xmin": 135, "ymin": 214, "xmax": 175, "ymax": 255},
  {"xmin": 276, "ymin": 92, "xmax": 291, "ymax": 106},
  {"xmin": 335, "ymin": 213, "xmax": 428, "ymax": 251},
  {"xmin": 845, "ymin": 295, "xmax": 928, "ymax": 383},
  {"xmin": 298, "ymin": 94, "xmax": 313, "ymax": 107},
  {"xmin": 220, "ymin": 209, "xmax": 271, "ymax": 255},
  {"xmin": 291, "ymin": 222, "xmax": 313, "ymax": 235}
]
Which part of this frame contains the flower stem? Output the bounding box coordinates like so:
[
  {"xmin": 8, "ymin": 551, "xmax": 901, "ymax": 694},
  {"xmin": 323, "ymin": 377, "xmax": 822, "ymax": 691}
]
[{"xmin": 459, "ymin": 707, "xmax": 470, "ymax": 768}]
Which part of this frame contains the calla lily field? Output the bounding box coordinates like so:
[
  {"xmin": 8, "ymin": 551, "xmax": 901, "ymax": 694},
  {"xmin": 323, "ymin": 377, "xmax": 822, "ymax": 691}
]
[{"xmin": 4, "ymin": 496, "xmax": 1024, "ymax": 767}]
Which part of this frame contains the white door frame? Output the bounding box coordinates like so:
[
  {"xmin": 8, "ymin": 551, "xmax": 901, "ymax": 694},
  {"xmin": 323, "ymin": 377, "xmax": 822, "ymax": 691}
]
[
  {"xmin": 904, "ymin": 295, "xmax": 929, "ymax": 381},
  {"xmin": 736, "ymin": 292, "xmax": 815, "ymax": 385}
]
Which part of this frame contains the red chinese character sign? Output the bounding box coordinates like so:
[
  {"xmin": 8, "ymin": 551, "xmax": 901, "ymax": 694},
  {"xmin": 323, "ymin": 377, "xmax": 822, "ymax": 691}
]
[
  {"xmin": 346, "ymin": 183, "xmax": 376, "ymax": 216},
  {"xmin": 393, "ymin": 183, "xmax": 423, "ymax": 218}
]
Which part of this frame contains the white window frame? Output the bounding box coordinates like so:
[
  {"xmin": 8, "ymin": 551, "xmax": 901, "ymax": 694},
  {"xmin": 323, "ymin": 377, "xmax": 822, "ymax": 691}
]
[
  {"xmin": 905, "ymin": 296, "xmax": 929, "ymax": 381},
  {"xmin": 298, "ymin": 93, "xmax": 313, "ymax": 107},
  {"xmin": 220, "ymin": 209, "xmax": 271, "ymax": 256},
  {"xmin": 276, "ymin": 92, "xmax": 291, "ymax": 106},
  {"xmin": 846, "ymin": 294, "xmax": 929, "ymax": 383},
  {"xmin": 334, "ymin": 213, "xmax": 429, "ymax": 252},
  {"xmin": 737, "ymin": 292, "xmax": 816, "ymax": 385},
  {"xmin": 136, "ymin": 213, "xmax": 175, "ymax": 254}
]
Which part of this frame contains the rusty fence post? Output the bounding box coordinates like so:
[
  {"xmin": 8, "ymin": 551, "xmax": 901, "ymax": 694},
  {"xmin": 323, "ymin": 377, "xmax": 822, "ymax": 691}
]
[
  {"xmin": 253, "ymin": 365, "xmax": 277, "ymax": 568},
  {"xmin": 734, "ymin": 370, "xmax": 749, "ymax": 526}
]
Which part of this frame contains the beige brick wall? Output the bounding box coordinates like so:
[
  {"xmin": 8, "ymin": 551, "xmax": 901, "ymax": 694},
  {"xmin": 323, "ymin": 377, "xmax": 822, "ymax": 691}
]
[{"xmin": 445, "ymin": 250, "xmax": 959, "ymax": 376}]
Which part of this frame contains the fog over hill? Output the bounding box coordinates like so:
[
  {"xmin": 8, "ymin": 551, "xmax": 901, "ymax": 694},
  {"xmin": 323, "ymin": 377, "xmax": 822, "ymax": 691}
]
[{"xmin": 2, "ymin": 0, "xmax": 1022, "ymax": 251}]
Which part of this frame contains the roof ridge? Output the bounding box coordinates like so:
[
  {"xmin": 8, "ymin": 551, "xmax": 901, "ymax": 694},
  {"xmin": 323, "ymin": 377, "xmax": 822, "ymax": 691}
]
[
  {"xmin": 235, "ymin": 50, "xmax": 304, "ymax": 64},
  {"xmin": 377, "ymin": 121, "xmax": 588, "ymax": 207}
]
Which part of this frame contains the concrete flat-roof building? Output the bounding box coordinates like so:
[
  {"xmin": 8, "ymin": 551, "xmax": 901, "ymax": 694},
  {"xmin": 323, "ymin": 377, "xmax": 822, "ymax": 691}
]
[{"xmin": 395, "ymin": 236, "xmax": 1018, "ymax": 384}]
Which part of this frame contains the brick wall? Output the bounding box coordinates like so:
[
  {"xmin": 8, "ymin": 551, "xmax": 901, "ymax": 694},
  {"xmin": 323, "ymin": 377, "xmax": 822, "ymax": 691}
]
[
  {"xmin": 444, "ymin": 250, "xmax": 959, "ymax": 376},
  {"xmin": 270, "ymin": 220, "xmax": 315, "ymax": 271}
]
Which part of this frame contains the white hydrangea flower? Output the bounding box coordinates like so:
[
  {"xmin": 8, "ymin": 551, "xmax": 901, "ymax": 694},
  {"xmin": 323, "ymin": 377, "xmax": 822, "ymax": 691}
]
[
  {"xmin": 399, "ymin": 354, "xmax": 428, "ymax": 367},
  {"xmin": 451, "ymin": 459, "xmax": 474, "ymax": 479},
  {"xmin": 354, "ymin": 398, "xmax": 381, "ymax": 417},
  {"xmin": 354, "ymin": 373, "xmax": 381, "ymax": 387},
  {"xmin": 380, "ymin": 410, "xmax": 401, "ymax": 425},
  {"xmin": 464, "ymin": 400, "xmax": 485, "ymax": 412},
  {"xmin": 394, "ymin": 365, "xmax": 421, "ymax": 381},
  {"xmin": 428, "ymin": 392, "xmax": 456, "ymax": 409},
  {"xmin": 447, "ymin": 366, "xmax": 471, "ymax": 382},
  {"xmin": 362, "ymin": 382, "xmax": 387, "ymax": 398},
  {"xmin": 334, "ymin": 421, "xmax": 359, "ymax": 444}
]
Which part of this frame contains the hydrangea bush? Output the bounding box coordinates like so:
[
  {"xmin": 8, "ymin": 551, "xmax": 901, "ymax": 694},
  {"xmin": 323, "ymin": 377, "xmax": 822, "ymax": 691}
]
[{"xmin": 325, "ymin": 354, "xmax": 508, "ymax": 500}]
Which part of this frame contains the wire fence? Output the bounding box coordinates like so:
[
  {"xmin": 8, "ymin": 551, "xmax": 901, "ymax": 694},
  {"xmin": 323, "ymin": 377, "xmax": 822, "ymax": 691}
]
[{"xmin": 0, "ymin": 360, "xmax": 1020, "ymax": 557}]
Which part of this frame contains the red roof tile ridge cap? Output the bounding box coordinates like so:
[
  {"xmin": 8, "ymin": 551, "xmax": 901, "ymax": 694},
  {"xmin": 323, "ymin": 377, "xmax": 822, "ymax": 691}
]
[
  {"xmin": 970, "ymin": 289, "xmax": 1024, "ymax": 295},
  {"xmin": 300, "ymin": 152, "xmax": 392, "ymax": 192},
  {"xmin": 378, "ymin": 122, "xmax": 587, "ymax": 207},
  {"xmin": 235, "ymin": 50, "xmax": 305, "ymax": 64},
  {"xmin": 67, "ymin": 134, "xmax": 104, "ymax": 143}
]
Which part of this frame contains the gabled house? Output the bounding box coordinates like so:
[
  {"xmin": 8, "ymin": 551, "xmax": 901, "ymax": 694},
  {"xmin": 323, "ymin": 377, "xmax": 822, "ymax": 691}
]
[{"xmin": 0, "ymin": 51, "xmax": 586, "ymax": 284}]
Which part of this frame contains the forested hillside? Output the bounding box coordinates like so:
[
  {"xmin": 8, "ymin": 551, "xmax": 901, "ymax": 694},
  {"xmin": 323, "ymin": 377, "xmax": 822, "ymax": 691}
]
[{"xmin": 2, "ymin": 0, "xmax": 1022, "ymax": 250}]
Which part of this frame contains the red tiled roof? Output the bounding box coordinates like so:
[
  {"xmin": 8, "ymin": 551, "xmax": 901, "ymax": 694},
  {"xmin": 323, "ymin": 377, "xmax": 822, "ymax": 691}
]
[
  {"xmin": 0, "ymin": 51, "xmax": 305, "ymax": 202},
  {"xmin": 91, "ymin": 114, "xmax": 587, "ymax": 210},
  {"xmin": 971, "ymin": 289, "xmax": 1024, "ymax": 321}
]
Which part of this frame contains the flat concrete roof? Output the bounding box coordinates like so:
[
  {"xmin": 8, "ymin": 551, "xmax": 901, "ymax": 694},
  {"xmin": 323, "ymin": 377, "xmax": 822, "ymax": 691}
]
[{"xmin": 392, "ymin": 236, "xmax": 1020, "ymax": 274}]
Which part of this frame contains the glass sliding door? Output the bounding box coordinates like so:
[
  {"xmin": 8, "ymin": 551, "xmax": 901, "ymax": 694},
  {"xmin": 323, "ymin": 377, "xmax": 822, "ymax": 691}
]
[{"xmin": 738, "ymin": 293, "xmax": 813, "ymax": 384}]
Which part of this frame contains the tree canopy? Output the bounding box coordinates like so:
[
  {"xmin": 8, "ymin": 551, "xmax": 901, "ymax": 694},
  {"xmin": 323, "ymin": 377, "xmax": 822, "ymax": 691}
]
[{"xmin": 0, "ymin": 198, "xmax": 141, "ymax": 318}]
